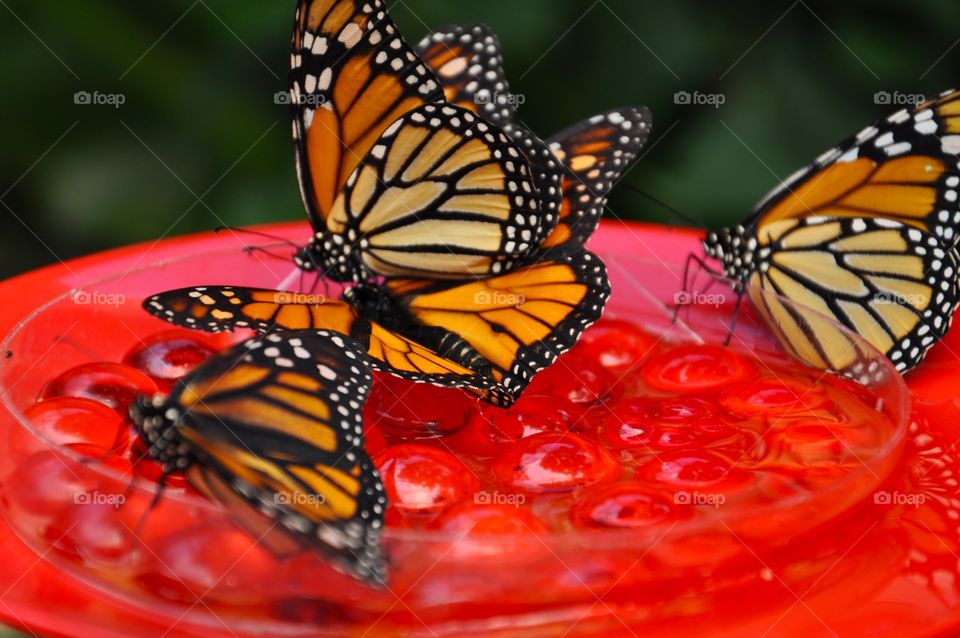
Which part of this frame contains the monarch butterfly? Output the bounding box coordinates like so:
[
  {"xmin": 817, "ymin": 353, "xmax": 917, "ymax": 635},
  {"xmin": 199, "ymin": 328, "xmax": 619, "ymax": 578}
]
[
  {"xmin": 142, "ymin": 13, "xmax": 638, "ymax": 405},
  {"xmin": 703, "ymin": 89, "xmax": 960, "ymax": 378},
  {"xmin": 144, "ymin": 249, "xmax": 608, "ymax": 406},
  {"xmin": 130, "ymin": 330, "xmax": 388, "ymax": 585},
  {"xmin": 414, "ymin": 25, "xmax": 653, "ymax": 255},
  {"xmin": 289, "ymin": 0, "xmax": 562, "ymax": 282}
]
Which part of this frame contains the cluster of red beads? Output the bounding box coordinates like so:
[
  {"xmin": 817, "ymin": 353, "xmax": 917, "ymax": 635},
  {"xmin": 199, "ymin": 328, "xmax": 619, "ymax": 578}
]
[{"xmin": 4, "ymin": 319, "xmax": 893, "ymax": 599}]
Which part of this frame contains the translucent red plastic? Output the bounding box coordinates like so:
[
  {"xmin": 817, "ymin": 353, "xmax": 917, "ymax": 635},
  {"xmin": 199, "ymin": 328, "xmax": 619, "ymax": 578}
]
[{"xmin": 0, "ymin": 222, "xmax": 955, "ymax": 638}]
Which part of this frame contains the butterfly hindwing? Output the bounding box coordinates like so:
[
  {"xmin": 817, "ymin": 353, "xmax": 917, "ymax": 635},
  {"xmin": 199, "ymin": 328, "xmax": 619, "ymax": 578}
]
[
  {"xmin": 541, "ymin": 107, "xmax": 653, "ymax": 253},
  {"xmin": 290, "ymin": 0, "xmax": 444, "ymax": 226},
  {"xmin": 747, "ymin": 216, "xmax": 959, "ymax": 377},
  {"xmin": 132, "ymin": 331, "xmax": 387, "ymax": 584},
  {"xmin": 385, "ymin": 248, "xmax": 611, "ymax": 405}
]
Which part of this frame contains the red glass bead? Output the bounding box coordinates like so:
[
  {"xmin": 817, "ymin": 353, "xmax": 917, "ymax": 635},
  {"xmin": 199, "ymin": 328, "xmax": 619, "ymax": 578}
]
[
  {"xmin": 135, "ymin": 523, "xmax": 276, "ymax": 604},
  {"xmin": 364, "ymin": 373, "xmax": 475, "ymax": 440},
  {"xmin": 454, "ymin": 395, "xmax": 581, "ymax": 456},
  {"xmin": 375, "ymin": 444, "xmax": 479, "ymax": 515},
  {"xmin": 571, "ymin": 483, "xmax": 686, "ymax": 528},
  {"xmin": 719, "ymin": 376, "xmax": 829, "ymax": 418},
  {"xmin": 492, "ymin": 433, "xmax": 620, "ymax": 492},
  {"xmin": 641, "ymin": 345, "xmax": 752, "ymax": 392},
  {"xmin": 525, "ymin": 353, "xmax": 613, "ymax": 404},
  {"xmin": 638, "ymin": 450, "xmax": 753, "ymax": 493},
  {"xmin": 575, "ymin": 319, "xmax": 658, "ymax": 371},
  {"xmin": 122, "ymin": 330, "xmax": 219, "ymax": 391},
  {"xmin": 40, "ymin": 362, "xmax": 159, "ymax": 415},
  {"xmin": 24, "ymin": 397, "xmax": 128, "ymax": 450}
]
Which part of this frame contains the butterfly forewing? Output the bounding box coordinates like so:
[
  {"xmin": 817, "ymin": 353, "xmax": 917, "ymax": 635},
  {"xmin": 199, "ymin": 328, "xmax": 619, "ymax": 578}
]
[
  {"xmin": 141, "ymin": 286, "xmax": 489, "ymax": 390},
  {"xmin": 135, "ymin": 331, "xmax": 388, "ymax": 584},
  {"xmin": 750, "ymin": 89, "xmax": 960, "ymax": 248},
  {"xmin": 290, "ymin": 0, "xmax": 445, "ymax": 226},
  {"xmin": 415, "ymin": 24, "xmax": 516, "ymax": 127}
]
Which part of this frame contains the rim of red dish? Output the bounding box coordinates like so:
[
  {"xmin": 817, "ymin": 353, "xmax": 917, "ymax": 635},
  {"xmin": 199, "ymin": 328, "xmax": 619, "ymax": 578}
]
[{"xmin": 0, "ymin": 236, "xmax": 912, "ymax": 547}]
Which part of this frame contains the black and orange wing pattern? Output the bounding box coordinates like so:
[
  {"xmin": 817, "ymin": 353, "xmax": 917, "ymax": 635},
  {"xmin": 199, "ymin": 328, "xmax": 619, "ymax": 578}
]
[
  {"xmin": 131, "ymin": 331, "xmax": 387, "ymax": 584},
  {"xmin": 383, "ymin": 249, "xmax": 611, "ymax": 405},
  {"xmin": 142, "ymin": 287, "xmax": 489, "ymax": 390},
  {"xmin": 415, "ymin": 24, "xmax": 516, "ymax": 127},
  {"xmin": 321, "ymin": 103, "xmax": 548, "ymax": 281},
  {"xmin": 704, "ymin": 89, "xmax": 960, "ymax": 376},
  {"xmin": 748, "ymin": 89, "xmax": 960, "ymax": 246},
  {"xmin": 737, "ymin": 217, "xmax": 959, "ymax": 377},
  {"xmin": 290, "ymin": 0, "xmax": 444, "ymax": 227},
  {"xmin": 540, "ymin": 107, "xmax": 653, "ymax": 253}
]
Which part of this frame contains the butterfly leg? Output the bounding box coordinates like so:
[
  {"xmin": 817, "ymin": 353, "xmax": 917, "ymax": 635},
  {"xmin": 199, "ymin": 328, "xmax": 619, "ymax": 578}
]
[
  {"xmin": 674, "ymin": 252, "xmax": 721, "ymax": 322},
  {"xmin": 723, "ymin": 283, "xmax": 746, "ymax": 347}
]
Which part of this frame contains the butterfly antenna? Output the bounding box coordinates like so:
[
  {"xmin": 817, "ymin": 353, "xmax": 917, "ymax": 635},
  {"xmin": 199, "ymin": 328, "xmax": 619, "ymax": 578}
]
[
  {"xmin": 621, "ymin": 186, "xmax": 706, "ymax": 230},
  {"xmin": 215, "ymin": 226, "xmax": 301, "ymax": 250},
  {"xmin": 53, "ymin": 334, "xmax": 103, "ymax": 360},
  {"xmin": 244, "ymin": 246, "xmax": 293, "ymax": 262}
]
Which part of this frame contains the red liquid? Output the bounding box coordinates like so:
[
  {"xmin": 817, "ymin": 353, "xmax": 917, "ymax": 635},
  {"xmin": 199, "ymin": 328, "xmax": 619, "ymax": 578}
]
[{"xmin": 10, "ymin": 319, "xmax": 908, "ymax": 634}]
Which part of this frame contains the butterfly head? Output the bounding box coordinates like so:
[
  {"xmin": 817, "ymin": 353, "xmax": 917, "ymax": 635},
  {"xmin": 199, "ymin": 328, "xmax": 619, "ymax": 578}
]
[
  {"xmin": 294, "ymin": 234, "xmax": 367, "ymax": 283},
  {"xmin": 703, "ymin": 225, "xmax": 758, "ymax": 282},
  {"xmin": 129, "ymin": 395, "xmax": 192, "ymax": 470}
]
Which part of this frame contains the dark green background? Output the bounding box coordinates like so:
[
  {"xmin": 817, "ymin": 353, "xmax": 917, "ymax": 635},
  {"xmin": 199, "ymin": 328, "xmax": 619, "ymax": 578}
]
[{"xmin": 1, "ymin": 0, "xmax": 957, "ymax": 283}]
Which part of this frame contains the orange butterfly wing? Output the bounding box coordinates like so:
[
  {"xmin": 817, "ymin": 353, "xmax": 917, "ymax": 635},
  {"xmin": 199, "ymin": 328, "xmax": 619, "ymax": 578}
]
[
  {"xmin": 290, "ymin": 0, "xmax": 444, "ymax": 226},
  {"xmin": 751, "ymin": 90, "xmax": 960, "ymax": 245}
]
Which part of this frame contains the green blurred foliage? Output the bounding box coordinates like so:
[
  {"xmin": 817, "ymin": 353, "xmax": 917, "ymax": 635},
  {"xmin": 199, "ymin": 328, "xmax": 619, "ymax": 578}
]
[{"xmin": 0, "ymin": 0, "xmax": 958, "ymax": 282}]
